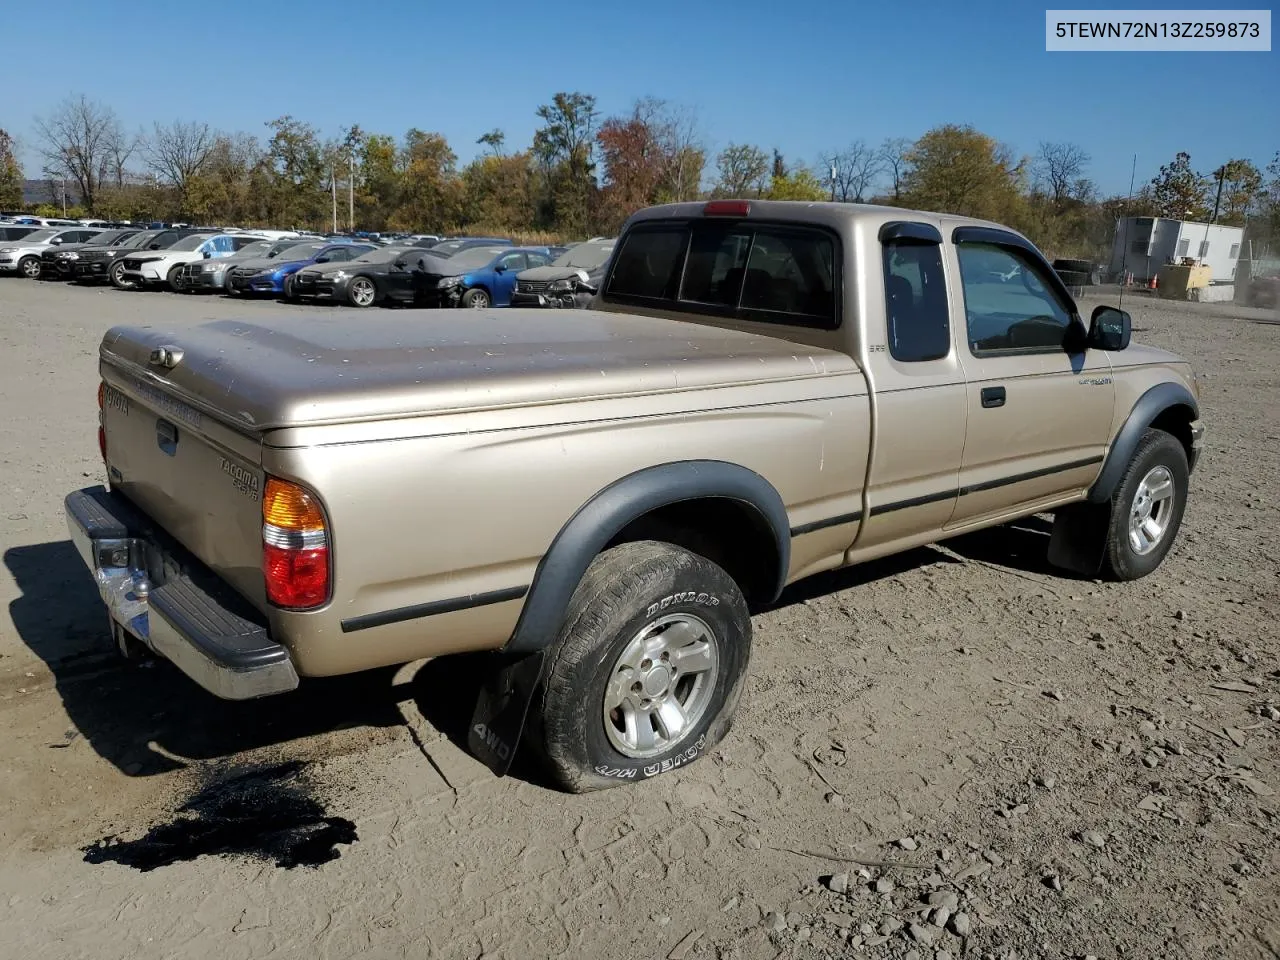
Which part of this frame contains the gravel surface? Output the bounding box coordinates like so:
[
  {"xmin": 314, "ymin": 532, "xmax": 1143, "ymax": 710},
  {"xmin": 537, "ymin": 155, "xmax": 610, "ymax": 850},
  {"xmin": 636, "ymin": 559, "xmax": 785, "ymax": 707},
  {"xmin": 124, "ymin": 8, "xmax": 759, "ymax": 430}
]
[{"xmin": 0, "ymin": 279, "xmax": 1277, "ymax": 959}]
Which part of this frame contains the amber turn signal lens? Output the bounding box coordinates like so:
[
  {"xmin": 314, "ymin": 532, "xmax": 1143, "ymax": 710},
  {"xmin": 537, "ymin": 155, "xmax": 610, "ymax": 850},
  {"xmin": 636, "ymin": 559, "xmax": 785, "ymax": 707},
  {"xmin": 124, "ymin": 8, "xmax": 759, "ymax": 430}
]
[
  {"xmin": 263, "ymin": 478, "xmax": 326, "ymax": 531},
  {"xmin": 97, "ymin": 381, "xmax": 105, "ymax": 409}
]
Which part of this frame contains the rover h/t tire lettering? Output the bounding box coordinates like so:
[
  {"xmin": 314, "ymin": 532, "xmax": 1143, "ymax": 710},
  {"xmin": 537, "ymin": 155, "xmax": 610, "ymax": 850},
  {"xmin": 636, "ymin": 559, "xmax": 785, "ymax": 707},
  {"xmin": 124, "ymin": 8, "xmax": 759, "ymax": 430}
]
[{"xmin": 531, "ymin": 541, "xmax": 751, "ymax": 793}]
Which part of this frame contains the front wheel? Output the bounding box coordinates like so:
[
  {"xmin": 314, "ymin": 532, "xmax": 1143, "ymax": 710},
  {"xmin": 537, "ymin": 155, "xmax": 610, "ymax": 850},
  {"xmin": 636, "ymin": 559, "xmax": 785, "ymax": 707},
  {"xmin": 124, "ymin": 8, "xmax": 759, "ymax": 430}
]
[
  {"xmin": 281, "ymin": 275, "xmax": 297, "ymax": 302},
  {"xmin": 347, "ymin": 276, "xmax": 376, "ymax": 307},
  {"xmin": 532, "ymin": 541, "xmax": 752, "ymax": 792},
  {"xmin": 18, "ymin": 256, "xmax": 41, "ymax": 279},
  {"xmin": 462, "ymin": 287, "xmax": 490, "ymax": 309},
  {"xmin": 110, "ymin": 261, "xmax": 135, "ymax": 290},
  {"xmin": 167, "ymin": 265, "xmax": 185, "ymax": 292},
  {"xmin": 1101, "ymin": 429, "xmax": 1189, "ymax": 580}
]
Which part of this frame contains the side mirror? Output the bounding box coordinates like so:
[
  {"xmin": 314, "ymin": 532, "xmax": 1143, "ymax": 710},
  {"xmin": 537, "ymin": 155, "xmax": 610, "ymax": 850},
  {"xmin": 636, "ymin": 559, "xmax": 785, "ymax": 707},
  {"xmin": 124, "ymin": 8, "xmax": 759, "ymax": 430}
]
[
  {"xmin": 315, "ymin": 256, "xmax": 330, "ymax": 263},
  {"xmin": 1088, "ymin": 305, "xmax": 1131, "ymax": 351},
  {"xmin": 50, "ymin": 237, "xmax": 62, "ymax": 244},
  {"xmin": 148, "ymin": 243, "xmax": 161, "ymax": 249},
  {"xmin": 578, "ymin": 281, "xmax": 599, "ymax": 296},
  {"xmin": 203, "ymin": 250, "xmax": 212, "ymax": 259},
  {"xmin": 494, "ymin": 264, "xmax": 506, "ymax": 273}
]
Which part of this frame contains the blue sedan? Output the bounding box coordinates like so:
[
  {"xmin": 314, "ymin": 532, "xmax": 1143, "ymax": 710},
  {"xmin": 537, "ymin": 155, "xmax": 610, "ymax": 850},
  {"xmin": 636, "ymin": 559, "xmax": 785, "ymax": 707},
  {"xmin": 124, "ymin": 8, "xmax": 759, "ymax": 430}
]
[
  {"xmin": 226, "ymin": 240, "xmax": 375, "ymax": 296},
  {"xmin": 443, "ymin": 246, "xmax": 553, "ymax": 308}
]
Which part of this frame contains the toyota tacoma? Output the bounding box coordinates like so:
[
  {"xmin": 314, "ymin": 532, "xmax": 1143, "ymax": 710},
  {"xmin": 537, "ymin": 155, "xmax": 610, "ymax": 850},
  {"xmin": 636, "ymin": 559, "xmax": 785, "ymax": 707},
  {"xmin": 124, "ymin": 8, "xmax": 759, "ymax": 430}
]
[{"xmin": 67, "ymin": 199, "xmax": 1204, "ymax": 792}]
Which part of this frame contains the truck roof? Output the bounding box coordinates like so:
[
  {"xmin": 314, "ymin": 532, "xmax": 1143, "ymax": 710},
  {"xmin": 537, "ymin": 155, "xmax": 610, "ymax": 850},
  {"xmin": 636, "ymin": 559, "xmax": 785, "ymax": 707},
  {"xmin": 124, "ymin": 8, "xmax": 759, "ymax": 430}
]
[{"xmin": 626, "ymin": 199, "xmax": 1020, "ymax": 241}]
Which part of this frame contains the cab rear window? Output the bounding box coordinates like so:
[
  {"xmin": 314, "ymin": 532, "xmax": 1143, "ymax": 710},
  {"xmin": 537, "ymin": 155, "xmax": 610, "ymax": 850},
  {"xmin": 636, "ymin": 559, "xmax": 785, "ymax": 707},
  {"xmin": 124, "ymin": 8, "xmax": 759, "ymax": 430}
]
[{"xmin": 604, "ymin": 221, "xmax": 839, "ymax": 329}]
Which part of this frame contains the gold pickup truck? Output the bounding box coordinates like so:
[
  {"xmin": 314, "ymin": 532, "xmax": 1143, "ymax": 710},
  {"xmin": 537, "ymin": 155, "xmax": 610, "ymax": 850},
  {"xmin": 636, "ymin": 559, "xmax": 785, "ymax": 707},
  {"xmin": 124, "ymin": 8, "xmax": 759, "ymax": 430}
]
[{"xmin": 67, "ymin": 199, "xmax": 1204, "ymax": 791}]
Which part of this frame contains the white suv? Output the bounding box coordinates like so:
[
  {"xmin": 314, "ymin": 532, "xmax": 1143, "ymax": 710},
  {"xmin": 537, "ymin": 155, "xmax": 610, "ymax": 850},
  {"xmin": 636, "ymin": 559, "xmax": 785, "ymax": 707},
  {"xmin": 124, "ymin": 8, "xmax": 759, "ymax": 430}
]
[
  {"xmin": 116, "ymin": 234, "xmax": 266, "ymax": 291},
  {"xmin": 0, "ymin": 227, "xmax": 104, "ymax": 278}
]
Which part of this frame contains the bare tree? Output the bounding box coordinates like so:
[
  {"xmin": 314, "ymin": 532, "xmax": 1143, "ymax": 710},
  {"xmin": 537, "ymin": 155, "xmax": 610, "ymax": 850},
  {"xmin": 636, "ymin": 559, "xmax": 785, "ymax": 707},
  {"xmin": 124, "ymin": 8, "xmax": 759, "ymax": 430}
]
[
  {"xmin": 144, "ymin": 119, "xmax": 217, "ymax": 209},
  {"xmin": 822, "ymin": 140, "xmax": 882, "ymax": 201},
  {"xmin": 33, "ymin": 94, "xmax": 125, "ymax": 212},
  {"xmin": 102, "ymin": 124, "xmax": 140, "ymax": 188},
  {"xmin": 715, "ymin": 143, "xmax": 769, "ymax": 197},
  {"xmin": 879, "ymin": 137, "xmax": 912, "ymax": 202},
  {"xmin": 1034, "ymin": 141, "xmax": 1090, "ymax": 206},
  {"xmin": 633, "ymin": 97, "xmax": 706, "ymax": 202}
]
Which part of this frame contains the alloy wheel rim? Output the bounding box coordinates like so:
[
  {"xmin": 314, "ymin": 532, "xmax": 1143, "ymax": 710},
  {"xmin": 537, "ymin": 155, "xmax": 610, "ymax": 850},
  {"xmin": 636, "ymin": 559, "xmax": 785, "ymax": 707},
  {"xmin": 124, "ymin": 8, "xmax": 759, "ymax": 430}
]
[
  {"xmin": 352, "ymin": 279, "xmax": 374, "ymax": 305},
  {"xmin": 470, "ymin": 292, "xmax": 488, "ymax": 309},
  {"xmin": 1129, "ymin": 465, "xmax": 1175, "ymax": 555},
  {"xmin": 602, "ymin": 613, "xmax": 719, "ymax": 759}
]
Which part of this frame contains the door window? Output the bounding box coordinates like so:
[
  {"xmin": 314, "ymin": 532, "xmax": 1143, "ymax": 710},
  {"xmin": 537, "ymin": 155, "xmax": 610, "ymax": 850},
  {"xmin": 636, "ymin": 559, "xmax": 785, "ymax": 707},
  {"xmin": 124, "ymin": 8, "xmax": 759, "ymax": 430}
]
[
  {"xmin": 498, "ymin": 252, "xmax": 526, "ymax": 271},
  {"xmin": 882, "ymin": 240, "xmax": 950, "ymax": 362},
  {"xmin": 956, "ymin": 243, "xmax": 1073, "ymax": 355}
]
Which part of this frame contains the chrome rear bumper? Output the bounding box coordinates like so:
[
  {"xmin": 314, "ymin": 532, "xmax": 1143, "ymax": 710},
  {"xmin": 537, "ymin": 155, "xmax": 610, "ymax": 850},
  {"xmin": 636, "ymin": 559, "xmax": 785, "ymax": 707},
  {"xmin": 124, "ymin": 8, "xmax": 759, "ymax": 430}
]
[{"xmin": 65, "ymin": 487, "xmax": 298, "ymax": 700}]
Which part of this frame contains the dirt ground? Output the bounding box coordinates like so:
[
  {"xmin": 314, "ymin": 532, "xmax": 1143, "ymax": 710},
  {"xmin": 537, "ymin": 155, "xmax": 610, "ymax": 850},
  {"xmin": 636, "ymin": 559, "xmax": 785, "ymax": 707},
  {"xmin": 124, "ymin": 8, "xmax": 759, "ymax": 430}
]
[{"xmin": 0, "ymin": 277, "xmax": 1277, "ymax": 960}]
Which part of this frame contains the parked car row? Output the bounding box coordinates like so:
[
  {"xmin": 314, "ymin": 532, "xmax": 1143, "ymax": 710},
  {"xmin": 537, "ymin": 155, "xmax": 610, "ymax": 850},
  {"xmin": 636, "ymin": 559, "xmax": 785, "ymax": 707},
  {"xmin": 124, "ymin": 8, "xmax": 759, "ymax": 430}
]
[{"xmin": 2, "ymin": 222, "xmax": 619, "ymax": 310}]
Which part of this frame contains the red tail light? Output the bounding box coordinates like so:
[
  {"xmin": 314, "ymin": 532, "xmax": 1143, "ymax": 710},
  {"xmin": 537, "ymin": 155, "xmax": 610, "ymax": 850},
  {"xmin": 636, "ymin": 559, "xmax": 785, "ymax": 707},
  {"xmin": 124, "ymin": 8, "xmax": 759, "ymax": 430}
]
[
  {"xmin": 262, "ymin": 477, "xmax": 331, "ymax": 609},
  {"xmin": 703, "ymin": 200, "xmax": 751, "ymax": 217}
]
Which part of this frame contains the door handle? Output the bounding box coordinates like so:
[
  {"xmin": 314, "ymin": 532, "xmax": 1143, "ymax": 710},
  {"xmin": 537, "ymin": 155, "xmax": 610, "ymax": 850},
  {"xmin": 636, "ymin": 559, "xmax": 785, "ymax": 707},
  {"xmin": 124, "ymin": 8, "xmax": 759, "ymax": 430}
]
[{"xmin": 980, "ymin": 386, "xmax": 1006, "ymax": 408}]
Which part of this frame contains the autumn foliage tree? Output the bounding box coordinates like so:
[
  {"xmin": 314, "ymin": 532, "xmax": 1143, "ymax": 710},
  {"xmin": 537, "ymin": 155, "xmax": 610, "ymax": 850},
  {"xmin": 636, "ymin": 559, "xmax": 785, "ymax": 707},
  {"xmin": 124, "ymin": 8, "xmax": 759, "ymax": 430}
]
[
  {"xmin": 595, "ymin": 98, "xmax": 707, "ymax": 231},
  {"xmin": 901, "ymin": 124, "xmax": 1026, "ymax": 223},
  {"xmin": 0, "ymin": 128, "xmax": 22, "ymax": 207},
  {"xmin": 1148, "ymin": 151, "xmax": 1210, "ymax": 220}
]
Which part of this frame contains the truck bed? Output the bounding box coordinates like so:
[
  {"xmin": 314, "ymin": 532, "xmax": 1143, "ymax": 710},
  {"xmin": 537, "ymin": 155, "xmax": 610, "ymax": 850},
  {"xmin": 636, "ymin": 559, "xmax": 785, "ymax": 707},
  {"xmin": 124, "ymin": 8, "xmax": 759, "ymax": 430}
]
[{"xmin": 100, "ymin": 310, "xmax": 856, "ymax": 430}]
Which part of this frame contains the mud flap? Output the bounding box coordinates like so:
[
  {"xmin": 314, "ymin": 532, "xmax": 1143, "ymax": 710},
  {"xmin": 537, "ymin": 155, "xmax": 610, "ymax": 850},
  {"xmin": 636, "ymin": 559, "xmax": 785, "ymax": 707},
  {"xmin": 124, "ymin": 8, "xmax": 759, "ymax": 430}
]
[
  {"xmin": 467, "ymin": 649, "xmax": 547, "ymax": 777},
  {"xmin": 1047, "ymin": 501, "xmax": 1111, "ymax": 577}
]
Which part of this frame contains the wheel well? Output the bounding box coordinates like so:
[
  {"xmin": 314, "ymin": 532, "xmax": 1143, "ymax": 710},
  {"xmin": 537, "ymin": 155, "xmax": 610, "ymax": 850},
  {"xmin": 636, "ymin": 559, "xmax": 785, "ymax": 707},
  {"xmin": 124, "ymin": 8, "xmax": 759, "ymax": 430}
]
[
  {"xmin": 604, "ymin": 498, "xmax": 780, "ymax": 604},
  {"xmin": 1149, "ymin": 403, "xmax": 1196, "ymax": 461}
]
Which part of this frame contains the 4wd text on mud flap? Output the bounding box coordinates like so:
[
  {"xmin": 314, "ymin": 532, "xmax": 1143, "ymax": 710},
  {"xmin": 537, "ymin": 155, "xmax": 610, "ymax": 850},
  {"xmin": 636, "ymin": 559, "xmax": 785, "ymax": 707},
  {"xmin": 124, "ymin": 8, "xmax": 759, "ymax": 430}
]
[
  {"xmin": 645, "ymin": 593, "xmax": 720, "ymax": 618},
  {"xmin": 472, "ymin": 723, "xmax": 512, "ymax": 762}
]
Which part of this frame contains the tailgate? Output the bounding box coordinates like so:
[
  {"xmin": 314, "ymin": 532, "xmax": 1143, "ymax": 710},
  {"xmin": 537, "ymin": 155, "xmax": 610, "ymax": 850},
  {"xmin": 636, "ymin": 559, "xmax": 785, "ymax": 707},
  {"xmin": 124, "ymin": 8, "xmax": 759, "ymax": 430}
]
[{"xmin": 99, "ymin": 363, "xmax": 268, "ymax": 610}]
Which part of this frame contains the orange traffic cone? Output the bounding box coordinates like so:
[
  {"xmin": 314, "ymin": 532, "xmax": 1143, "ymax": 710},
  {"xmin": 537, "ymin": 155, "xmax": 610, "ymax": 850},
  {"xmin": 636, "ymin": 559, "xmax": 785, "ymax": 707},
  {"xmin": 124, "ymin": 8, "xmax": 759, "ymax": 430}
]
[{"xmin": 1148, "ymin": 274, "xmax": 1159, "ymax": 290}]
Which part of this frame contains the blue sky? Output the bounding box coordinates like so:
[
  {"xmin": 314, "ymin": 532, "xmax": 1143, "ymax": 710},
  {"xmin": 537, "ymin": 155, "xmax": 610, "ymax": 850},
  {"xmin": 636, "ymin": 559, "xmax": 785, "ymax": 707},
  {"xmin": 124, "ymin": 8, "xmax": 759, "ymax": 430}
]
[{"xmin": 3, "ymin": 0, "xmax": 1275, "ymax": 196}]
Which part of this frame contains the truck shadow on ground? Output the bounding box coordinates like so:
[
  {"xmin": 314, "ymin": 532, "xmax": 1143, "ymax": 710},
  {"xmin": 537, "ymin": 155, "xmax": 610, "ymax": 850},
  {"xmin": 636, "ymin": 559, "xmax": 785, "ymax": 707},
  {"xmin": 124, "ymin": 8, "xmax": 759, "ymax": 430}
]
[
  {"xmin": 5, "ymin": 540, "xmax": 409, "ymax": 777},
  {"xmin": 6, "ymin": 522, "xmax": 1067, "ymax": 780}
]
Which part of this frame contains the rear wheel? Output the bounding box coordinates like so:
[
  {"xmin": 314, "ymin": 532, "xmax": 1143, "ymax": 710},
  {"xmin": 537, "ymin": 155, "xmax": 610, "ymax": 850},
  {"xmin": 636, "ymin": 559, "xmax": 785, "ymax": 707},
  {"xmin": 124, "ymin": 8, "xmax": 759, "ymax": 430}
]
[
  {"xmin": 347, "ymin": 277, "xmax": 376, "ymax": 307},
  {"xmin": 462, "ymin": 287, "xmax": 490, "ymax": 309},
  {"xmin": 1100, "ymin": 429, "xmax": 1189, "ymax": 580},
  {"xmin": 531, "ymin": 541, "xmax": 751, "ymax": 792},
  {"xmin": 18, "ymin": 256, "xmax": 41, "ymax": 279}
]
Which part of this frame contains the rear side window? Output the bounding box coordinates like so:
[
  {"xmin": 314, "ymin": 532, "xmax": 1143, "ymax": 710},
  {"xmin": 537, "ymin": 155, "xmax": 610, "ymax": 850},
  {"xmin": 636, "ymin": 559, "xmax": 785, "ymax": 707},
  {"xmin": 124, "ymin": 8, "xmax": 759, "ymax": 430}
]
[
  {"xmin": 606, "ymin": 221, "xmax": 838, "ymax": 329},
  {"xmin": 882, "ymin": 240, "xmax": 950, "ymax": 362}
]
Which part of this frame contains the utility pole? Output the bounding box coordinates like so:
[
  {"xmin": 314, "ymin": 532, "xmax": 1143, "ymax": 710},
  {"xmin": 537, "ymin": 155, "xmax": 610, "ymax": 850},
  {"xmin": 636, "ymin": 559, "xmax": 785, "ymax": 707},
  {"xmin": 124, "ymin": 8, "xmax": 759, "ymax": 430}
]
[
  {"xmin": 331, "ymin": 164, "xmax": 338, "ymax": 234},
  {"xmin": 1201, "ymin": 166, "xmax": 1226, "ymax": 262},
  {"xmin": 61, "ymin": 179, "xmax": 67, "ymax": 216},
  {"xmin": 349, "ymin": 146, "xmax": 355, "ymax": 232}
]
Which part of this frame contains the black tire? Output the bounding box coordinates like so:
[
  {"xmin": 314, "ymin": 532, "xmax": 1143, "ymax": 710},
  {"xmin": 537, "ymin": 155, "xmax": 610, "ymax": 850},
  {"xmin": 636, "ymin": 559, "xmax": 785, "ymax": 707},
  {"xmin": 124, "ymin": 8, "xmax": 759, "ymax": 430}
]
[
  {"xmin": 1100, "ymin": 429, "xmax": 1189, "ymax": 581},
  {"xmin": 532, "ymin": 540, "xmax": 751, "ymax": 793},
  {"xmin": 110, "ymin": 261, "xmax": 135, "ymax": 290},
  {"xmin": 462, "ymin": 287, "xmax": 490, "ymax": 309},
  {"xmin": 167, "ymin": 265, "xmax": 185, "ymax": 292},
  {"xmin": 18, "ymin": 256, "xmax": 41, "ymax": 279},
  {"xmin": 281, "ymin": 275, "xmax": 297, "ymax": 302}
]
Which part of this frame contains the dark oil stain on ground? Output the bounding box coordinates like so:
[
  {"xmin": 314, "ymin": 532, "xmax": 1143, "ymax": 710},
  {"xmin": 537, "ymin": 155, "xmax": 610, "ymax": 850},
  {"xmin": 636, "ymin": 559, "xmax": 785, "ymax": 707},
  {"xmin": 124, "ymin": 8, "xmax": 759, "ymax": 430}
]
[{"xmin": 82, "ymin": 761, "xmax": 357, "ymax": 872}]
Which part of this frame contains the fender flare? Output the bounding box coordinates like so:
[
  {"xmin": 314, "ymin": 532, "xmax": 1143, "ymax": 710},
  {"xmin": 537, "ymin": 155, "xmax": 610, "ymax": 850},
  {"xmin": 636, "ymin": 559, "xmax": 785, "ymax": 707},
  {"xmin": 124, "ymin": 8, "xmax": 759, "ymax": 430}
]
[
  {"xmin": 504, "ymin": 460, "xmax": 791, "ymax": 654},
  {"xmin": 1087, "ymin": 382, "xmax": 1199, "ymax": 504}
]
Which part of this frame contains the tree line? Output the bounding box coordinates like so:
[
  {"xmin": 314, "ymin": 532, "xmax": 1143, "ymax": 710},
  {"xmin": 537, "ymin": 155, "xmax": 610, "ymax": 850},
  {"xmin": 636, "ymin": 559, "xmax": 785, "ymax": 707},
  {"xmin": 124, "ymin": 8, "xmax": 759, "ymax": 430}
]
[{"xmin": 2, "ymin": 93, "xmax": 1278, "ymax": 262}]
